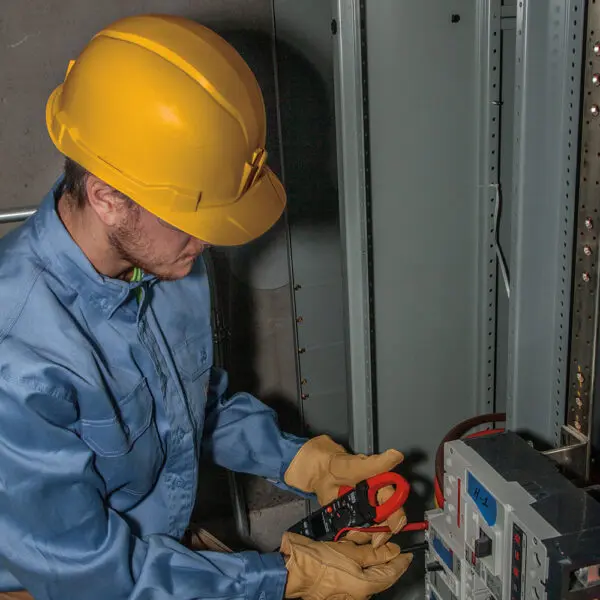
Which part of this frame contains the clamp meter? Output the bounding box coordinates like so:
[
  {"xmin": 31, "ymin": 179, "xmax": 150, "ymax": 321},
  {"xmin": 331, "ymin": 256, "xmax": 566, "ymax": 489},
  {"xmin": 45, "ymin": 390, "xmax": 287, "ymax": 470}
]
[{"xmin": 287, "ymin": 472, "xmax": 410, "ymax": 542}]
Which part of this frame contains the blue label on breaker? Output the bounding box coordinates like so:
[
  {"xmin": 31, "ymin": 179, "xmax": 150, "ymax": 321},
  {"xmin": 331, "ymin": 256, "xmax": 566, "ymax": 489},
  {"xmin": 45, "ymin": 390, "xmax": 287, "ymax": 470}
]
[
  {"xmin": 467, "ymin": 472, "xmax": 497, "ymax": 526},
  {"xmin": 432, "ymin": 535, "xmax": 454, "ymax": 570}
]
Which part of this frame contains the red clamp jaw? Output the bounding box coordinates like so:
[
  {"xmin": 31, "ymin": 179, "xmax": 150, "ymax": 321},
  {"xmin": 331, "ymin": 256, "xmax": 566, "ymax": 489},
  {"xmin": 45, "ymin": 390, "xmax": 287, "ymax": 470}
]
[{"xmin": 339, "ymin": 471, "xmax": 410, "ymax": 523}]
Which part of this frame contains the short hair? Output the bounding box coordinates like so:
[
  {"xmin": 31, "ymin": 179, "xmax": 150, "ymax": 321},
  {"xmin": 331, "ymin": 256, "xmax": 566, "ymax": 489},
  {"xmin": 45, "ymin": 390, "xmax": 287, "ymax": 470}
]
[
  {"xmin": 62, "ymin": 157, "xmax": 133, "ymax": 208},
  {"xmin": 63, "ymin": 157, "xmax": 89, "ymax": 208}
]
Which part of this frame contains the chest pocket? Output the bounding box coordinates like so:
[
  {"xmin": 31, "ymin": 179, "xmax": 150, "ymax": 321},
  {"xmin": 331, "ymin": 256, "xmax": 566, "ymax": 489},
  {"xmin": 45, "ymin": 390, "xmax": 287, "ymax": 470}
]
[
  {"xmin": 173, "ymin": 330, "xmax": 213, "ymax": 431},
  {"xmin": 80, "ymin": 377, "xmax": 164, "ymax": 498}
]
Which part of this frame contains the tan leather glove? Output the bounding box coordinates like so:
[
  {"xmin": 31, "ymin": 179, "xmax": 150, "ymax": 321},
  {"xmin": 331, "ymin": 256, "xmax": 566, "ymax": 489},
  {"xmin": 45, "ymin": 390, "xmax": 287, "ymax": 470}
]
[
  {"xmin": 284, "ymin": 436, "xmax": 407, "ymax": 547},
  {"xmin": 282, "ymin": 532, "xmax": 412, "ymax": 600}
]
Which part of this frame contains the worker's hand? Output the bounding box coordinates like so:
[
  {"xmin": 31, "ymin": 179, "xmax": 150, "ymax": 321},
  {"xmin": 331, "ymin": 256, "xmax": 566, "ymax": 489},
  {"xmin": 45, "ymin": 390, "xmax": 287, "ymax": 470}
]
[
  {"xmin": 282, "ymin": 532, "xmax": 412, "ymax": 600},
  {"xmin": 284, "ymin": 435, "xmax": 407, "ymax": 548}
]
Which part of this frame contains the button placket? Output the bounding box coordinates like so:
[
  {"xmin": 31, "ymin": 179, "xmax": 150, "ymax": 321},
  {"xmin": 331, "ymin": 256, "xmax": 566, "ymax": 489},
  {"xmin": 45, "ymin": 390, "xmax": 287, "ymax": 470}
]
[{"xmin": 139, "ymin": 312, "xmax": 198, "ymax": 538}]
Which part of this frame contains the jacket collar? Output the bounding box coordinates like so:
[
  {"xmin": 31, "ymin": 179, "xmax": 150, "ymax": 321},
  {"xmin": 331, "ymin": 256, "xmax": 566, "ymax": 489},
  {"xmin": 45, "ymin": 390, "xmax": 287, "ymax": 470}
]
[{"xmin": 33, "ymin": 178, "xmax": 156, "ymax": 317}]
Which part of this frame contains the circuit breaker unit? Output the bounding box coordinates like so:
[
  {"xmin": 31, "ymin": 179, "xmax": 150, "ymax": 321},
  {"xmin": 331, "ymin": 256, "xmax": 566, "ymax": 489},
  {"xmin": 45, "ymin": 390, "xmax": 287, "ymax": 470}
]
[{"xmin": 425, "ymin": 432, "xmax": 600, "ymax": 600}]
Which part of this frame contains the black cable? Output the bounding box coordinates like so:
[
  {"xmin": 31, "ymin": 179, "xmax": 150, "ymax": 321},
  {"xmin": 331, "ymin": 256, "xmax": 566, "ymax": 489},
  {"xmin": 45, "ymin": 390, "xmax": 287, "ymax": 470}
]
[{"xmin": 400, "ymin": 542, "xmax": 428, "ymax": 554}]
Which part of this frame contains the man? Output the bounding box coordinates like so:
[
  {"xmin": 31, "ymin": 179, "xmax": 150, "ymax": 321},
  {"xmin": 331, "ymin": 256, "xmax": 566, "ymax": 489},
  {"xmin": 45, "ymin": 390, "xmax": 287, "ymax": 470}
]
[{"xmin": 0, "ymin": 15, "xmax": 412, "ymax": 600}]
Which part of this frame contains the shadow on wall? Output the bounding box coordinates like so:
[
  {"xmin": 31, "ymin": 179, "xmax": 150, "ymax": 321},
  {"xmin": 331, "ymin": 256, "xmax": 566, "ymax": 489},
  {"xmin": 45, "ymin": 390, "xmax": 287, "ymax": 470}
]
[
  {"xmin": 214, "ymin": 28, "xmax": 339, "ymax": 429},
  {"xmin": 193, "ymin": 28, "xmax": 341, "ymax": 520}
]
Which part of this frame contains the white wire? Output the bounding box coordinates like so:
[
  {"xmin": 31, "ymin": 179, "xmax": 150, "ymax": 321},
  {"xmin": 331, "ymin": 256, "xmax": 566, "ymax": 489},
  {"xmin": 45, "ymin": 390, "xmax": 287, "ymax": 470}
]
[{"xmin": 492, "ymin": 183, "xmax": 511, "ymax": 299}]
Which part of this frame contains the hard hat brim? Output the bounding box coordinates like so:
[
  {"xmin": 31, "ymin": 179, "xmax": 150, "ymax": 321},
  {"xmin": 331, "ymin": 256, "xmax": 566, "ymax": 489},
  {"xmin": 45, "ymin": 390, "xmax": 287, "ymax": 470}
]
[{"xmin": 163, "ymin": 166, "xmax": 287, "ymax": 247}]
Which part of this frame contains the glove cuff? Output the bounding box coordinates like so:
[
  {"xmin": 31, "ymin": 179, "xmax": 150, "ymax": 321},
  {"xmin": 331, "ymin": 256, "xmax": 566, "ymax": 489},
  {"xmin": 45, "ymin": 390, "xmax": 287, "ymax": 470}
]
[{"xmin": 283, "ymin": 435, "xmax": 347, "ymax": 493}]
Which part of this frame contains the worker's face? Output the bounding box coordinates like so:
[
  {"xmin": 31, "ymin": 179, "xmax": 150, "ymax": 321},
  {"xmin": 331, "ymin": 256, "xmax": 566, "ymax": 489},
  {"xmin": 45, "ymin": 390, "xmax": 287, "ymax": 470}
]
[{"xmin": 109, "ymin": 202, "xmax": 209, "ymax": 280}]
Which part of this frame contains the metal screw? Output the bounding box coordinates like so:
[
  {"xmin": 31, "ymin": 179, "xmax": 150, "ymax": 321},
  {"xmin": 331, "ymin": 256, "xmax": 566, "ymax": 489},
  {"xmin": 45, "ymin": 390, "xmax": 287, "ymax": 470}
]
[
  {"xmin": 301, "ymin": 393, "xmax": 310, "ymax": 400},
  {"xmin": 584, "ymin": 245, "xmax": 593, "ymax": 256},
  {"xmin": 576, "ymin": 397, "xmax": 583, "ymax": 408},
  {"xmin": 298, "ymin": 347, "xmax": 306, "ymax": 354},
  {"xmin": 593, "ymin": 73, "xmax": 600, "ymax": 86},
  {"xmin": 577, "ymin": 372, "xmax": 585, "ymax": 383},
  {"xmin": 582, "ymin": 272, "xmax": 591, "ymax": 283},
  {"xmin": 585, "ymin": 217, "xmax": 594, "ymax": 230},
  {"xmin": 296, "ymin": 316, "xmax": 304, "ymax": 323},
  {"xmin": 591, "ymin": 104, "xmax": 600, "ymax": 117},
  {"xmin": 300, "ymin": 378, "xmax": 308, "ymax": 385},
  {"xmin": 594, "ymin": 42, "xmax": 600, "ymax": 55}
]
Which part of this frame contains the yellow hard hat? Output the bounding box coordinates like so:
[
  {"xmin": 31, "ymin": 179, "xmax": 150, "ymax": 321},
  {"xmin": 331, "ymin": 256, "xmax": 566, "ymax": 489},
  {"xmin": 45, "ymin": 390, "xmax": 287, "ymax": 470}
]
[{"xmin": 46, "ymin": 14, "xmax": 286, "ymax": 246}]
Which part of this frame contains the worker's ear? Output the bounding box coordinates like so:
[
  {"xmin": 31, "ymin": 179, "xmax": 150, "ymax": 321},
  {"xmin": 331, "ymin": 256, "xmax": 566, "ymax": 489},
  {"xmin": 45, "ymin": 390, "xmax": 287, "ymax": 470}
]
[{"xmin": 85, "ymin": 175, "xmax": 130, "ymax": 227}]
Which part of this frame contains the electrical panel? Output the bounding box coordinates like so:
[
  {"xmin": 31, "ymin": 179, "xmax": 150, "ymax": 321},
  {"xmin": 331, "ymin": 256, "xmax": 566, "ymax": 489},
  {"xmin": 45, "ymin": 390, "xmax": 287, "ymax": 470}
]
[{"xmin": 424, "ymin": 432, "xmax": 600, "ymax": 600}]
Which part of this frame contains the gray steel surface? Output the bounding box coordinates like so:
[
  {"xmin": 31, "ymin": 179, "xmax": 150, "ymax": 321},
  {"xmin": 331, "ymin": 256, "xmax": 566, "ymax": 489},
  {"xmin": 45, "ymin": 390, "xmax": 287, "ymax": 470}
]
[
  {"xmin": 331, "ymin": 0, "xmax": 374, "ymax": 452},
  {"xmin": 360, "ymin": 3, "xmax": 500, "ymax": 597},
  {"xmin": 506, "ymin": 0, "xmax": 584, "ymax": 447},
  {"xmin": 366, "ymin": 0, "xmax": 486, "ymax": 472}
]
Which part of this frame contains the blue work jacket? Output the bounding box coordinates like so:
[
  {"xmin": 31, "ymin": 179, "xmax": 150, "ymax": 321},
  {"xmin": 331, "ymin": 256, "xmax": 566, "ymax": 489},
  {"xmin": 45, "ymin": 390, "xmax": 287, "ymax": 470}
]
[{"xmin": 0, "ymin": 181, "xmax": 306, "ymax": 599}]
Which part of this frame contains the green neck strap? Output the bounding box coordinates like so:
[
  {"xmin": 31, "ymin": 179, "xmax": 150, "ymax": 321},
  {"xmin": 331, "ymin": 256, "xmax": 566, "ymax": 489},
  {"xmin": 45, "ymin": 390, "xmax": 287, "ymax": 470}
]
[{"xmin": 131, "ymin": 267, "xmax": 144, "ymax": 304}]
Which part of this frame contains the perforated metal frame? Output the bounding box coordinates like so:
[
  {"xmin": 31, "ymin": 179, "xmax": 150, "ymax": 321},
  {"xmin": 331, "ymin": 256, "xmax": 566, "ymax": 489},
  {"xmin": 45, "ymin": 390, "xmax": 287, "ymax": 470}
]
[
  {"xmin": 477, "ymin": 0, "xmax": 503, "ymax": 413},
  {"xmin": 566, "ymin": 0, "xmax": 600, "ymax": 479},
  {"xmin": 507, "ymin": 0, "xmax": 585, "ymax": 447}
]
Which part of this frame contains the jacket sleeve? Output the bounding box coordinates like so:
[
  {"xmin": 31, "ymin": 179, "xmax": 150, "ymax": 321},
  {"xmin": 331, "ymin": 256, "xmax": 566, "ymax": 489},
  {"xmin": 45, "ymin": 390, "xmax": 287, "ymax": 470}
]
[
  {"xmin": 0, "ymin": 375, "xmax": 287, "ymax": 600},
  {"xmin": 201, "ymin": 367, "xmax": 309, "ymax": 492}
]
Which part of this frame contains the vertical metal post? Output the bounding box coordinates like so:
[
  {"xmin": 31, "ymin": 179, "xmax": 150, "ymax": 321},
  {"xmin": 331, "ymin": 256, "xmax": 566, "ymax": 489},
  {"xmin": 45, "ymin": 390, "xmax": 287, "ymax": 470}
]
[
  {"xmin": 475, "ymin": 0, "xmax": 502, "ymax": 415},
  {"xmin": 331, "ymin": 0, "xmax": 374, "ymax": 454},
  {"xmin": 565, "ymin": 1, "xmax": 600, "ymax": 480},
  {"xmin": 507, "ymin": 0, "xmax": 584, "ymax": 446}
]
